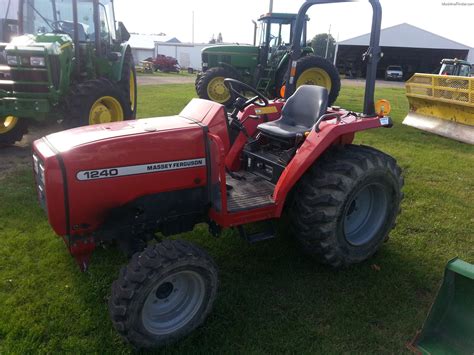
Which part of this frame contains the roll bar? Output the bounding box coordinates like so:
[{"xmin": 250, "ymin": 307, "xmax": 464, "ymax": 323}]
[{"xmin": 284, "ymin": 0, "xmax": 382, "ymax": 116}]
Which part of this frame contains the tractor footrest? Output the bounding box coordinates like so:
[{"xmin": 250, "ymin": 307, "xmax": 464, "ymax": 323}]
[{"xmin": 237, "ymin": 221, "xmax": 276, "ymax": 243}]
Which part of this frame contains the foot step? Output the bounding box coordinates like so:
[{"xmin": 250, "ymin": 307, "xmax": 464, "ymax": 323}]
[{"xmin": 237, "ymin": 221, "xmax": 276, "ymax": 243}]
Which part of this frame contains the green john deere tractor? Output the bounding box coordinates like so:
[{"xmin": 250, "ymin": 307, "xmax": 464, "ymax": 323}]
[
  {"xmin": 0, "ymin": 0, "xmax": 137, "ymax": 146},
  {"xmin": 196, "ymin": 12, "xmax": 340, "ymax": 107}
]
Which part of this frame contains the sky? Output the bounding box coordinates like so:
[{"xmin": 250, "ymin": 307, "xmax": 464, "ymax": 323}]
[{"xmin": 114, "ymin": 0, "xmax": 474, "ymax": 47}]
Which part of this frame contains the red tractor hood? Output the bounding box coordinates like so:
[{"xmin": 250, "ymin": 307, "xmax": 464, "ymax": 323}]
[
  {"xmin": 45, "ymin": 99, "xmax": 227, "ymax": 153},
  {"xmin": 46, "ymin": 116, "xmax": 196, "ymax": 153}
]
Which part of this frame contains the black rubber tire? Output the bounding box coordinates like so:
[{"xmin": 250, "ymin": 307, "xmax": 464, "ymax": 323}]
[
  {"xmin": 0, "ymin": 117, "xmax": 28, "ymax": 146},
  {"xmin": 290, "ymin": 145, "xmax": 404, "ymax": 267},
  {"xmin": 65, "ymin": 78, "xmax": 132, "ymax": 128},
  {"xmin": 119, "ymin": 49, "xmax": 138, "ymax": 119},
  {"xmin": 294, "ymin": 55, "xmax": 341, "ymax": 106},
  {"xmin": 109, "ymin": 239, "xmax": 219, "ymax": 349},
  {"xmin": 196, "ymin": 66, "xmax": 236, "ymax": 106}
]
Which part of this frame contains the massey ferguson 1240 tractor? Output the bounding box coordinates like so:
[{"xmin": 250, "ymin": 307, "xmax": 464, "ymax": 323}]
[
  {"xmin": 32, "ymin": 0, "xmax": 403, "ymax": 348},
  {"xmin": 0, "ymin": 0, "xmax": 136, "ymax": 146}
]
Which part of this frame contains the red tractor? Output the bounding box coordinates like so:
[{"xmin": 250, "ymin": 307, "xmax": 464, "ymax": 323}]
[{"xmin": 32, "ymin": 0, "xmax": 402, "ymax": 349}]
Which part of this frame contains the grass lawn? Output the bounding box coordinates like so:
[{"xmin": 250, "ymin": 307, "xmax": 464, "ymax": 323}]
[{"xmin": 0, "ymin": 84, "xmax": 472, "ymax": 353}]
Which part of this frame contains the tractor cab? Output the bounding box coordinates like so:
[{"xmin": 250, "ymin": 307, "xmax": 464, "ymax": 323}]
[
  {"xmin": 256, "ymin": 13, "xmax": 309, "ymax": 70},
  {"xmin": 438, "ymin": 58, "xmax": 472, "ymax": 77},
  {"xmin": 18, "ymin": 0, "xmax": 130, "ymax": 75}
]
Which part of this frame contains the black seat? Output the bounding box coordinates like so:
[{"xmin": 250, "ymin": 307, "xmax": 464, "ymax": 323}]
[{"xmin": 257, "ymin": 85, "xmax": 328, "ymax": 140}]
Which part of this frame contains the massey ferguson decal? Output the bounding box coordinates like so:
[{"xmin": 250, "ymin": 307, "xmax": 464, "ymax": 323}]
[{"xmin": 76, "ymin": 158, "xmax": 206, "ymax": 181}]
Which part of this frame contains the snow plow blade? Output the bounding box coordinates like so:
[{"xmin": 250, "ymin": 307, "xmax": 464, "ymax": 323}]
[
  {"xmin": 404, "ymin": 74, "xmax": 474, "ymax": 144},
  {"xmin": 409, "ymin": 258, "xmax": 474, "ymax": 354}
]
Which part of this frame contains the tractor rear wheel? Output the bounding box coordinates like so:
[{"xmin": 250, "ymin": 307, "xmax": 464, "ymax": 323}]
[
  {"xmin": 66, "ymin": 78, "xmax": 132, "ymax": 128},
  {"xmin": 109, "ymin": 239, "xmax": 219, "ymax": 348},
  {"xmin": 290, "ymin": 145, "xmax": 403, "ymax": 267},
  {"xmin": 0, "ymin": 115, "xmax": 28, "ymax": 146},
  {"xmin": 294, "ymin": 55, "xmax": 341, "ymax": 106},
  {"xmin": 196, "ymin": 66, "xmax": 236, "ymax": 106},
  {"xmin": 119, "ymin": 49, "xmax": 138, "ymax": 119}
]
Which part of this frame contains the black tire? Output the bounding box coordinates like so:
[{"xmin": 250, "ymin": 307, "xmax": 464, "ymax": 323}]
[
  {"xmin": 294, "ymin": 55, "xmax": 341, "ymax": 106},
  {"xmin": 0, "ymin": 116, "xmax": 28, "ymax": 146},
  {"xmin": 290, "ymin": 145, "xmax": 403, "ymax": 267},
  {"xmin": 119, "ymin": 49, "xmax": 138, "ymax": 119},
  {"xmin": 109, "ymin": 239, "xmax": 219, "ymax": 349},
  {"xmin": 65, "ymin": 78, "xmax": 132, "ymax": 128},
  {"xmin": 196, "ymin": 66, "xmax": 237, "ymax": 106}
]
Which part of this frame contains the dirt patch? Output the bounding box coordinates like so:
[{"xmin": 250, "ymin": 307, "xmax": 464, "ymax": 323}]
[
  {"xmin": 137, "ymin": 75, "xmax": 196, "ymax": 86},
  {"xmin": 0, "ymin": 123, "xmax": 57, "ymax": 176}
]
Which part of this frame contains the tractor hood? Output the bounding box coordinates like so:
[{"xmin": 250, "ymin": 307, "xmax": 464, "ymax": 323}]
[
  {"xmin": 44, "ymin": 98, "xmax": 228, "ymax": 153},
  {"xmin": 45, "ymin": 115, "xmax": 199, "ymax": 153},
  {"xmin": 202, "ymin": 45, "xmax": 258, "ymax": 55},
  {"xmin": 5, "ymin": 33, "xmax": 72, "ymax": 55}
]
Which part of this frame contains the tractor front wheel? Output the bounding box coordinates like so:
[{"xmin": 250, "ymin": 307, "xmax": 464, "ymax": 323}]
[
  {"xmin": 196, "ymin": 66, "xmax": 236, "ymax": 106},
  {"xmin": 0, "ymin": 116, "xmax": 28, "ymax": 146},
  {"xmin": 66, "ymin": 78, "xmax": 132, "ymax": 128},
  {"xmin": 290, "ymin": 145, "xmax": 403, "ymax": 267},
  {"xmin": 294, "ymin": 55, "xmax": 341, "ymax": 106},
  {"xmin": 109, "ymin": 239, "xmax": 219, "ymax": 348}
]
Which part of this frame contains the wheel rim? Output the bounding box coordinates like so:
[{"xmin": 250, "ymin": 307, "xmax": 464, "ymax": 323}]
[
  {"xmin": 343, "ymin": 183, "xmax": 389, "ymax": 246},
  {"xmin": 0, "ymin": 116, "xmax": 19, "ymax": 134},
  {"xmin": 296, "ymin": 68, "xmax": 332, "ymax": 92},
  {"xmin": 89, "ymin": 96, "xmax": 124, "ymax": 125},
  {"xmin": 141, "ymin": 270, "xmax": 206, "ymax": 335},
  {"xmin": 129, "ymin": 69, "xmax": 136, "ymax": 110},
  {"xmin": 207, "ymin": 76, "xmax": 230, "ymax": 103}
]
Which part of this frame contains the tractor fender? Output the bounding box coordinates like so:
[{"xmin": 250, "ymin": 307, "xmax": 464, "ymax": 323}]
[
  {"xmin": 272, "ymin": 116, "xmax": 391, "ymax": 215},
  {"xmin": 217, "ymin": 62, "xmax": 242, "ymax": 80},
  {"xmin": 112, "ymin": 43, "xmax": 132, "ymax": 82}
]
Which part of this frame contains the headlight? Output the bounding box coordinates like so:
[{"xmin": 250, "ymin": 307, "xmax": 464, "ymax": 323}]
[
  {"xmin": 30, "ymin": 56, "xmax": 46, "ymax": 67},
  {"xmin": 6, "ymin": 55, "xmax": 18, "ymax": 65},
  {"xmin": 39, "ymin": 163, "xmax": 45, "ymax": 184},
  {"xmin": 33, "ymin": 154, "xmax": 39, "ymax": 174},
  {"xmin": 202, "ymin": 62, "xmax": 208, "ymax": 68}
]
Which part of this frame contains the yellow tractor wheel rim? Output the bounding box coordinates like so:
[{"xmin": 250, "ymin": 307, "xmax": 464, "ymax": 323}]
[
  {"xmin": 130, "ymin": 69, "xmax": 136, "ymax": 110},
  {"xmin": 0, "ymin": 116, "xmax": 19, "ymax": 134},
  {"xmin": 89, "ymin": 96, "xmax": 124, "ymax": 125},
  {"xmin": 296, "ymin": 68, "xmax": 332, "ymax": 92},
  {"xmin": 207, "ymin": 76, "xmax": 230, "ymax": 103}
]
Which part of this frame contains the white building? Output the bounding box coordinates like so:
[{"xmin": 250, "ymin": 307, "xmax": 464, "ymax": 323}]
[
  {"xmin": 155, "ymin": 42, "xmax": 209, "ymax": 70},
  {"xmin": 129, "ymin": 34, "xmax": 181, "ymax": 63}
]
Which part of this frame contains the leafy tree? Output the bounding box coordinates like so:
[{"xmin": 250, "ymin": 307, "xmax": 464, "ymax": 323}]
[{"xmin": 311, "ymin": 33, "xmax": 336, "ymax": 61}]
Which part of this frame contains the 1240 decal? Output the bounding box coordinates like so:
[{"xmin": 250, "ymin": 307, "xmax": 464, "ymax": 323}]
[{"xmin": 76, "ymin": 158, "xmax": 206, "ymax": 181}]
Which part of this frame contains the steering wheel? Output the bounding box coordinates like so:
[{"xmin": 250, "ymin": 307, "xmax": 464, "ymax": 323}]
[{"xmin": 223, "ymin": 78, "xmax": 269, "ymax": 110}]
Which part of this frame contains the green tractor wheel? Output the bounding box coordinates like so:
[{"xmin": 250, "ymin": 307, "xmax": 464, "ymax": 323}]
[
  {"xmin": 196, "ymin": 66, "xmax": 237, "ymax": 106},
  {"xmin": 293, "ymin": 55, "xmax": 341, "ymax": 106},
  {"xmin": 0, "ymin": 115, "xmax": 28, "ymax": 146},
  {"xmin": 66, "ymin": 78, "xmax": 132, "ymax": 128}
]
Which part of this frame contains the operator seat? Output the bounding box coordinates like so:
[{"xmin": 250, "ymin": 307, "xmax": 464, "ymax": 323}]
[{"xmin": 257, "ymin": 85, "xmax": 328, "ymax": 140}]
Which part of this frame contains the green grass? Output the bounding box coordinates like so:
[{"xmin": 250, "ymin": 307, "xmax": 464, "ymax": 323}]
[{"xmin": 0, "ymin": 84, "xmax": 473, "ymax": 353}]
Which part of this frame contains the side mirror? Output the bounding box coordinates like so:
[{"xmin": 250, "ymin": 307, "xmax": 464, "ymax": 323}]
[{"xmin": 117, "ymin": 21, "xmax": 130, "ymax": 42}]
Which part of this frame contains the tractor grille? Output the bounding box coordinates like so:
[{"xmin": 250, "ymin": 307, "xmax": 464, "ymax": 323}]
[
  {"xmin": 0, "ymin": 81, "xmax": 49, "ymax": 93},
  {"xmin": 33, "ymin": 154, "xmax": 47, "ymax": 211},
  {"xmin": 11, "ymin": 69, "xmax": 48, "ymax": 82}
]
